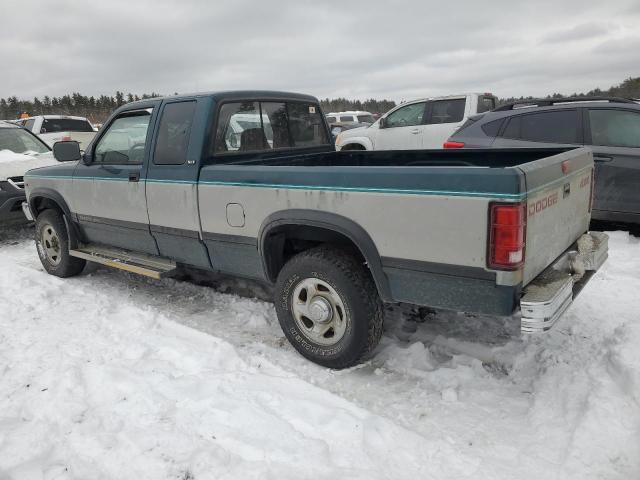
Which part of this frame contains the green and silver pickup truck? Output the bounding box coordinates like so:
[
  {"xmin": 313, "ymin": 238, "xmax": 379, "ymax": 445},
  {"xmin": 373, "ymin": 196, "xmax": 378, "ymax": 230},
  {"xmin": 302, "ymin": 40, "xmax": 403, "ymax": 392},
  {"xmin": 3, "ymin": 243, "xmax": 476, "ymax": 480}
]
[{"xmin": 22, "ymin": 90, "xmax": 608, "ymax": 368}]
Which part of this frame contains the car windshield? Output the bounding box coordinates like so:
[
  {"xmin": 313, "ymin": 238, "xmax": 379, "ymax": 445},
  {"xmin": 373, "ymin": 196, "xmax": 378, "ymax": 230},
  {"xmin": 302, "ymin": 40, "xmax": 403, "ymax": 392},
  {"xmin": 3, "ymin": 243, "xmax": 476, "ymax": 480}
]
[
  {"xmin": 0, "ymin": 128, "xmax": 49, "ymax": 156},
  {"xmin": 357, "ymin": 115, "xmax": 375, "ymax": 123},
  {"xmin": 41, "ymin": 118, "xmax": 94, "ymax": 133}
]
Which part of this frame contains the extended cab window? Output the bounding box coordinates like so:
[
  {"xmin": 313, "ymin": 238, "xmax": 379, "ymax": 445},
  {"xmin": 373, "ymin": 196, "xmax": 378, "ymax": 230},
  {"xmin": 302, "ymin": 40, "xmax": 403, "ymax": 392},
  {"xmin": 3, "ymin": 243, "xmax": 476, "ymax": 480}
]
[
  {"xmin": 154, "ymin": 101, "xmax": 196, "ymax": 165},
  {"xmin": 384, "ymin": 102, "xmax": 425, "ymax": 128},
  {"xmin": 214, "ymin": 100, "xmax": 328, "ymax": 154},
  {"xmin": 287, "ymin": 102, "xmax": 329, "ymax": 147},
  {"xmin": 425, "ymin": 99, "xmax": 466, "ymax": 124},
  {"xmin": 589, "ymin": 109, "xmax": 640, "ymax": 148},
  {"xmin": 94, "ymin": 110, "xmax": 151, "ymax": 164},
  {"xmin": 502, "ymin": 110, "xmax": 579, "ymax": 144}
]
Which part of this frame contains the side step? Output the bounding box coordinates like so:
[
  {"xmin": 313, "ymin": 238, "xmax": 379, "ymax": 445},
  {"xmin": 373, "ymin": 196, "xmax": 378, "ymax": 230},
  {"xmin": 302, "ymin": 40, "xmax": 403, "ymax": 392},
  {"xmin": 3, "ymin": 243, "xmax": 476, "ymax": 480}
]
[{"xmin": 70, "ymin": 245, "xmax": 177, "ymax": 280}]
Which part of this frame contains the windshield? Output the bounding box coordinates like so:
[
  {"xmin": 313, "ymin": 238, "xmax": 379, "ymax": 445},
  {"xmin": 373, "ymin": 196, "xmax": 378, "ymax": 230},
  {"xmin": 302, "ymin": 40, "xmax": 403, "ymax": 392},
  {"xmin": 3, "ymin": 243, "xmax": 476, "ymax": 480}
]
[
  {"xmin": 357, "ymin": 115, "xmax": 375, "ymax": 123},
  {"xmin": 0, "ymin": 128, "xmax": 49, "ymax": 155},
  {"xmin": 41, "ymin": 118, "xmax": 94, "ymax": 133}
]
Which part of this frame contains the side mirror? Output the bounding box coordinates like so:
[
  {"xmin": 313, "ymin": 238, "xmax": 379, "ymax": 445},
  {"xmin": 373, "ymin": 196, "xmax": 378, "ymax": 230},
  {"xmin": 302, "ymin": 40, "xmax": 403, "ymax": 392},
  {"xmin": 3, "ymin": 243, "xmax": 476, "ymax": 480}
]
[
  {"xmin": 378, "ymin": 117, "xmax": 386, "ymax": 128},
  {"xmin": 53, "ymin": 141, "xmax": 81, "ymax": 162}
]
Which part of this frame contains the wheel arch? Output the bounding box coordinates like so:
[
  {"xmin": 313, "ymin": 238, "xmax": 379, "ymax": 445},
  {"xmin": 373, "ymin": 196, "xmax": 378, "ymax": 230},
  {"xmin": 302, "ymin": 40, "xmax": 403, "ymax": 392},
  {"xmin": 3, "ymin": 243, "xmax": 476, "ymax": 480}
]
[
  {"xmin": 258, "ymin": 209, "xmax": 393, "ymax": 302},
  {"xmin": 28, "ymin": 188, "xmax": 72, "ymax": 218},
  {"xmin": 338, "ymin": 136, "xmax": 373, "ymax": 151}
]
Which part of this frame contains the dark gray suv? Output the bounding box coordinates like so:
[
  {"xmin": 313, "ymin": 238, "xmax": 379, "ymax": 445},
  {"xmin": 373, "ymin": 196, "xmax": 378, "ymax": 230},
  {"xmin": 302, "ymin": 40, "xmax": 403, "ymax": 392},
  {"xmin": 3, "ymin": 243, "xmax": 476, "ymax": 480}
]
[{"xmin": 446, "ymin": 97, "xmax": 640, "ymax": 225}]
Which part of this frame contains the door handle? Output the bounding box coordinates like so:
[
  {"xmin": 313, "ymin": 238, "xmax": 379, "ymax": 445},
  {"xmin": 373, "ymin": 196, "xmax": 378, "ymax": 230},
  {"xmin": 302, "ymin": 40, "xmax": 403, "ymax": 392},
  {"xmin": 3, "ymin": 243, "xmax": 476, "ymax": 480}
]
[
  {"xmin": 593, "ymin": 155, "xmax": 612, "ymax": 163},
  {"xmin": 410, "ymin": 129, "xmax": 420, "ymax": 134},
  {"xmin": 129, "ymin": 172, "xmax": 140, "ymax": 182}
]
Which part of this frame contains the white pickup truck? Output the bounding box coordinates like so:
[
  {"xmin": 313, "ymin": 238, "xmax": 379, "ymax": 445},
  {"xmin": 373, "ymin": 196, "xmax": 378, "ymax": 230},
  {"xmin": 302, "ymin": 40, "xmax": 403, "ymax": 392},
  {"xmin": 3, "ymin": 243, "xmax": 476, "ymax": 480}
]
[
  {"xmin": 18, "ymin": 115, "xmax": 97, "ymax": 150},
  {"xmin": 335, "ymin": 93, "xmax": 496, "ymax": 151}
]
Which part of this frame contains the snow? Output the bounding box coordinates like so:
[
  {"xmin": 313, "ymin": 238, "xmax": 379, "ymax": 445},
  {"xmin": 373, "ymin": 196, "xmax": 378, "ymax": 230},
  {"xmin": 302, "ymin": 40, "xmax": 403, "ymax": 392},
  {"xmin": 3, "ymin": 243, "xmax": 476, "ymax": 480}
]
[
  {"xmin": 0, "ymin": 151, "xmax": 56, "ymax": 180},
  {"xmin": 0, "ymin": 225, "xmax": 639, "ymax": 479}
]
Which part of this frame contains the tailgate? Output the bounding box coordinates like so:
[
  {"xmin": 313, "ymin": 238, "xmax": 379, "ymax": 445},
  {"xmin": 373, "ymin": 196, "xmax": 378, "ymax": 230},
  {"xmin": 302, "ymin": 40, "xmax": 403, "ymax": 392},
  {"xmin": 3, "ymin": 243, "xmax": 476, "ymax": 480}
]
[{"xmin": 519, "ymin": 148, "xmax": 594, "ymax": 285}]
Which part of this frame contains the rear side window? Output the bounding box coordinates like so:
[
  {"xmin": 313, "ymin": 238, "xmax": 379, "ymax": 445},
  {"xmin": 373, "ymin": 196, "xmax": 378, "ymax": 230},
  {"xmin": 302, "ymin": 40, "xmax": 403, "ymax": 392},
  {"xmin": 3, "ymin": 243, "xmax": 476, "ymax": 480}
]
[
  {"xmin": 214, "ymin": 101, "xmax": 328, "ymax": 154},
  {"xmin": 41, "ymin": 118, "xmax": 94, "ymax": 133},
  {"xmin": 481, "ymin": 118, "xmax": 504, "ymax": 137},
  {"xmin": 589, "ymin": 109, "xmax": 640, "ymax": 148},
  {"xmin": 425, "ymin": 99, "xmax": 466, "ymax": 124},
  {"xmin": 502, "ymin": 110, "xmax": 579, "ymax": 144},
  {"xmin": 154, "ymin": 101, "xmax": 196, "ymax": 165},
  {"xmin": 326, "ymin": 116, "xmax": 337, "ymax": 123}
]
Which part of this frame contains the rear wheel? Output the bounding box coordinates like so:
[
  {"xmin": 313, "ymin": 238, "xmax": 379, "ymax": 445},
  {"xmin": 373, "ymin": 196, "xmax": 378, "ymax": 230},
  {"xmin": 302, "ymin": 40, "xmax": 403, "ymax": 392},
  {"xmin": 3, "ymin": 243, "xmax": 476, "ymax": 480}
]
[
  {"xmin": 274, "ymin": 246, "xmax": 384, "ymax": 369},
  {"xmin": 35, "ymin": 209, "xmax": 86, "ymax": 277}
]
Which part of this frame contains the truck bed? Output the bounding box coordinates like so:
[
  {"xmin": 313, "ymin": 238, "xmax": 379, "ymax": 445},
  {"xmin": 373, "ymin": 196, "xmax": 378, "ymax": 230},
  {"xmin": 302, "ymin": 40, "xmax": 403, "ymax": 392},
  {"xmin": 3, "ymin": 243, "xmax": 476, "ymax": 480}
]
[
  {"xmin": 210, "ymin": 147, "xmax": 570, "ymax": 168},
  {"xmin": 199, "ymin": 146, "xmax": 593, "ymax": 292}
]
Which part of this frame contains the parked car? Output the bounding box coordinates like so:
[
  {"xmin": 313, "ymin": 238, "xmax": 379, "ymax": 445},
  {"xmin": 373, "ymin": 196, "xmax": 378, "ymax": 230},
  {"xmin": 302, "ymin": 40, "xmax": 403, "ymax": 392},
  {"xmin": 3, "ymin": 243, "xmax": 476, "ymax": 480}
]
[
  {"xmin": 445, "ymin": 96, "xmax": 640, "ymax": 225},
  {"xmin": 0, "ymin": 121, "xmax": 56, "ymax": 220},
  {"xmin": 22, "ymin": 90, "xmax": 606, "ymax": 368},
  {"xmin": 335, "ymin": 93, "xmax": 496, "ymax": 151},
  {"xmin": 326, "ymin": 111, "xmax": 375, "ymax": 125},
  {"xmin": 17, "ymin": 115, "xmax": 96, "ymax": 149}
]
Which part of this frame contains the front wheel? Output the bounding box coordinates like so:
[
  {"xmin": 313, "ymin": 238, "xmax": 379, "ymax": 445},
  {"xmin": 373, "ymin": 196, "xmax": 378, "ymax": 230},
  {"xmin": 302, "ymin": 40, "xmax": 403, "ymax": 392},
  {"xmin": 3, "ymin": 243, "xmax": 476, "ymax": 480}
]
[
  {"xmin": 274, "ymin": 246, "xmax": 384, "ymax": 369},
  {"xmin": 35, "ymin": 209, "xmax": 86, "ymax": 277}
]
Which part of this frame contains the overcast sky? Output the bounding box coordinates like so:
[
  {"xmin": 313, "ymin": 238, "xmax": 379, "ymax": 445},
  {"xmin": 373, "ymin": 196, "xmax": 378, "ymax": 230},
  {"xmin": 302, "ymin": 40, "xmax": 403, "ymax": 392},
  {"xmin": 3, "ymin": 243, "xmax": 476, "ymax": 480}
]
[{"xmin": 1, "ymin": 0, "xmax": 639, "ymax": 102}]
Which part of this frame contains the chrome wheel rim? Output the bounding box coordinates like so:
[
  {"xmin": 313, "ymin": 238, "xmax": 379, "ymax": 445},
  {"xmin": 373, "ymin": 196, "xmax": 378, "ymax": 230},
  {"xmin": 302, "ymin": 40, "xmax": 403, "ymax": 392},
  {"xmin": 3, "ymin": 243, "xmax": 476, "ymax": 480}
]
[
  {"xmin": 40, "ymin": 223, "xmax": 62, "ymax": 266},
  {"xmin": 291, "ymin": 277, "xmax": 348, "ymax": 346}
]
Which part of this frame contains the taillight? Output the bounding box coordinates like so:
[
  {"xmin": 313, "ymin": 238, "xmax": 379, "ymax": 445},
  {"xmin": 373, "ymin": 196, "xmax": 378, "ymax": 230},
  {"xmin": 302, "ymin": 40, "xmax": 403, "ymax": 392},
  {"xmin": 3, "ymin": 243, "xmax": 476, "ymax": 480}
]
[
  {"xmin": 62, "ymin": 135, "xmax": 72, "ymax": 141},
  {"xmin": 443, "ymin": 141, "xmax": 465, "ymax": 149},
  {"xmin": 488, "ymin": 202, "xmax": 526, "ymax": 270}
]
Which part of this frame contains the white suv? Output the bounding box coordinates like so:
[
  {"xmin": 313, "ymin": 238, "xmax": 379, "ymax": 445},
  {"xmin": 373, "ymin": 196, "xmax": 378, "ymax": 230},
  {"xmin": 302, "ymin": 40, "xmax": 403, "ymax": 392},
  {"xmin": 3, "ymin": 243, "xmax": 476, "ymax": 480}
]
[
  {"xmin": 334, "ymin": 93, "xmax": 496, "ymax": 150},
  {"xmin": 326, "ymin": 111, "xmax": 376, "ymax": 125}
]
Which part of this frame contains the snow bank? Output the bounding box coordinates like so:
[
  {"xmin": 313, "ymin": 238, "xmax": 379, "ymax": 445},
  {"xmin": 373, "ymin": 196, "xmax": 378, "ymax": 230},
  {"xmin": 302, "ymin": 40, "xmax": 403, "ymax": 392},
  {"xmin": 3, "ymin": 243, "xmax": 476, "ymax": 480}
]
[{"xmin": 0, "ymin": 228, "xmax": 638, "ymax": 479}]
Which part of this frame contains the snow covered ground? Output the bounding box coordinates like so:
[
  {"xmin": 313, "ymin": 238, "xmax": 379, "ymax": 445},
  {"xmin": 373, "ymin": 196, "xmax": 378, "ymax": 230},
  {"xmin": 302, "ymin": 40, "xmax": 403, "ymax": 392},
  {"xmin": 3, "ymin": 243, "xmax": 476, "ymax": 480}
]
[{"xmin": 0, "ymin": 223, "xmax": 638, "ymax": 480}]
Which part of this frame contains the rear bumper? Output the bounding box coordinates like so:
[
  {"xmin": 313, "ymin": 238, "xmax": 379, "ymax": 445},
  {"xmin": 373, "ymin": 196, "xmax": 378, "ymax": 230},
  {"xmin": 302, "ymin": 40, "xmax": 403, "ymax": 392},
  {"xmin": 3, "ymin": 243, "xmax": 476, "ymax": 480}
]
[{"xmin": 520, "ymin": 231, "xmax": 608, "ymax": 333}]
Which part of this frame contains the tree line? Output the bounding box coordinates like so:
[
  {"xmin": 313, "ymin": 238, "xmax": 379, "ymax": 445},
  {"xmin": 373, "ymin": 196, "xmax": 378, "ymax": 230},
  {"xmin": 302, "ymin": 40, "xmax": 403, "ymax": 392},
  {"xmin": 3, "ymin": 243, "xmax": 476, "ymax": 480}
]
[
  {"xmin": 498, "ymin": 76, "xmax": 640, "ymax": 105},
  {"xmin": 2, "ymin": 77, "xmax": 639, "ymax": 123},
  {"xmin": 0, "ymin": 92, "xmax": 161, "ymax": 124}
]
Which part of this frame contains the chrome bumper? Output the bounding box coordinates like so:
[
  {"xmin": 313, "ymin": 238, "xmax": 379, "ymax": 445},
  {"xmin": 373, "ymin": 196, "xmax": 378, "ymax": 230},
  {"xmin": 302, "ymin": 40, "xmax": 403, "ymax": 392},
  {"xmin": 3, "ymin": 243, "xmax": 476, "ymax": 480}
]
[
  {"xmin": 521, "ymin": 232, "xmax": 608, "ymax": 333},
  {"xmin": 22, "ymin": 201, "xmax": 34, "ymax": 221}
]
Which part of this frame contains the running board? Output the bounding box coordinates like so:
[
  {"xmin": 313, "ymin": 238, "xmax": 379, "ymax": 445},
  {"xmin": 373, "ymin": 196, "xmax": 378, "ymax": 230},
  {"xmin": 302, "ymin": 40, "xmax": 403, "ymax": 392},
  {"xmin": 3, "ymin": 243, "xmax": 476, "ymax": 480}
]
[{"xmin": 69, "ymin": 245, "xmax": 177, "ymax": 279}]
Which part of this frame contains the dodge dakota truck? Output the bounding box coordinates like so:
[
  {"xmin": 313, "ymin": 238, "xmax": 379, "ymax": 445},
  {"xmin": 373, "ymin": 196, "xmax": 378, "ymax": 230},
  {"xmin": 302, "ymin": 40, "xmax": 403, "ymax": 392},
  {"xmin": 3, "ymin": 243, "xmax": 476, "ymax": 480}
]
[{"xmin": 22, "ymin": 91, "xmax": 608, "ymax": 368}]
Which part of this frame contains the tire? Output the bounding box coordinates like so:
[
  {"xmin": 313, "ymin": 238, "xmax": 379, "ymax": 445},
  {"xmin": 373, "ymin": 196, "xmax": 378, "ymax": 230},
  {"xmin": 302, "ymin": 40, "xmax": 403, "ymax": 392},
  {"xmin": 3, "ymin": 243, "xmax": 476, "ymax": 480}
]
[
  {"xmin": 274, "ymin": 246, "xmax": 384, "ymax": 369},
  {"xmin": 35, "ymin": 209, "xmax": 86, "ymax": 277}
]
